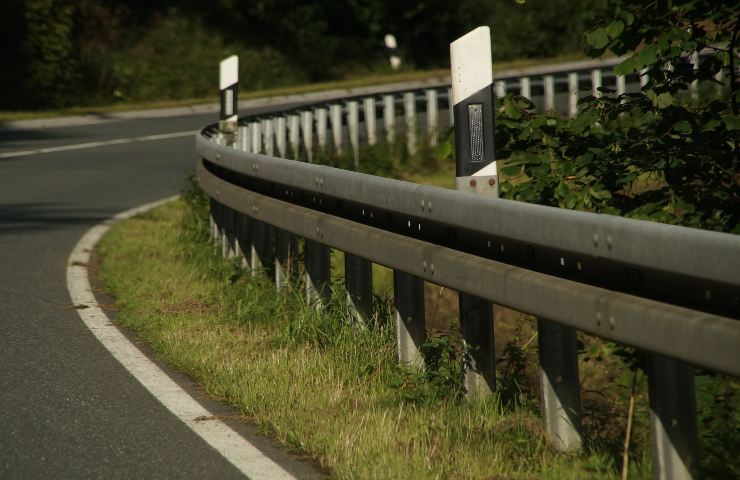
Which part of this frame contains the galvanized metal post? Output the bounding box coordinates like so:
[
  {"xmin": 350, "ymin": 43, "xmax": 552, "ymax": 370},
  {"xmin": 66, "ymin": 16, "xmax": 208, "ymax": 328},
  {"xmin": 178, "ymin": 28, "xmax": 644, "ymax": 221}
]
[
  {"xmin": 616, "ymin": 75, "xmax": 626, "ymax": 97},
  {"xmin": 223, "ymin": 205, "xmax": 237, "ymax": 258},
  {"xmin": 347, "ymin": 100, "xmax": 360, "ymax": 169},
  {"xmin": 568, "ymin": 72, "xmax": 579, "ymax": 117},
  {"xmin": 537, "ymin": 318, "xmax": 582, "ymax": 451},
  {"xmin": 275, "ymin": 229, "xmax": 298, "ymax": 291},
  {"xmin": 648, "ymin": 355, "xmax": 698, "ymax": 480},
  {"xmin": 495, "ymin": 80, "xmax": 506, "ymax": 98},
  {"xmin": 301, "ymin": 110, "xmax": 314, "ymax": 163},
  {"xmin": 210, "ymin": 198, "xmax": 220, "ymax": 249},
  {"xmin": 383, "ymin": 95, "xmax": 396, "ymax": 144},
  {"xmin": 403, "ymin": 92, "xmax": 416, "ymax": 156},
  {"xmin": 238, "ymin": 125, "xmax": 250, "ymax": 152},
  {"xmin": 251, "ymin": 121, "xmax": 262, "ymax": 153},
  {"xmin": 363, "ymin": 97, "xmax": 377, "ymax": 146},
  {"xmin": 330, "ymin": 104, "xmax": 343, "ymax": 157},
  {"xmin": 235, "ymin": 209, "xmax": 253, "ymax": 270},
  {"xmin": 316, "ymin": 107, "xmax": 328, "ymax": 152},
  {"xmin": 426, "ymin": 89, "xmax": 438, "ymax": 146},
  {"xmin": 345, "ymin": 253, "xmax": 373, "ymax": 324},
  {"xmin": 262, "ymin": 119, "xmax": 274, "ymax": 156},
  {"xmin": 690, "ymin": 51, "xmax": 700, "ymax": 101},
  {"xmin": 640, "ymin": 68, "xmax": 649, "ymax": 89},
  {"xmin": 275, "ymin": 117, "xmax": 287, "ymax": 158},
  {"xmin": 305, "ymin": 240, "xmax": 331, "ymax": 305},
  {"xmin": 393, "ymin": 271, "xmax": 425, "ymax": 368},
  {"xmin": 543, "ymin": 75, "xmax": 555, "ymax": 112},
  {"xmin": 250, "ymin": 220, "xmax": 274, "ymax": 278},
  {"xmin": 218, "ymin": 55, "xmax": 239, "ymax": 146},
  {"xmin": 288, "ymin": 114, "xmax": 300, "ymax": 159},
  {"xmin": 450, "ymin": 26, "xmax": 497, "ymax": 400},
  {"xmin": 591, "ymin": 69, "xmax": 602, "ymax": 98},
  {"xmin": 520, "ymin": 76, "xmax": 531, "ymax": 98}
]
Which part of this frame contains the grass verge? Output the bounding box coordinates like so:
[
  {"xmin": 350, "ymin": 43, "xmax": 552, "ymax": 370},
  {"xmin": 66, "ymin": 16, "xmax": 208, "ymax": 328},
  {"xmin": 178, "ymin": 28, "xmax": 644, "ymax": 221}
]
[{"xmin": 96, "ymin": 178, "xmax": 656, "ymax": 479}]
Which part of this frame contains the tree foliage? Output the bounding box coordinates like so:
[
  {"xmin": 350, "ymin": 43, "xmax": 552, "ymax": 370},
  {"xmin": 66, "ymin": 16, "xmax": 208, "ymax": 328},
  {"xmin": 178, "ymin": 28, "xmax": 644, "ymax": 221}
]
[
  {"xmin": 497, "ymin": 0, "xmax": 739, "ymax": 233},
  {"xmin": 0, "ymin": 0, "xmax": 602, "ymax": 109}
]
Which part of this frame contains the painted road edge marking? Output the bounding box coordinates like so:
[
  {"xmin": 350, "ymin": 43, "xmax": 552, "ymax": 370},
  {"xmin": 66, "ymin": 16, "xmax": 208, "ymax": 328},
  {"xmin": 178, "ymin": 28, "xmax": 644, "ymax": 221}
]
[
  {"xmin": 66, "ymin": 196, "xmax": 297, "ymax": 480},
  {"xmin": 0, "ymin": 130, "xmax": 195, "ymax": 159}
]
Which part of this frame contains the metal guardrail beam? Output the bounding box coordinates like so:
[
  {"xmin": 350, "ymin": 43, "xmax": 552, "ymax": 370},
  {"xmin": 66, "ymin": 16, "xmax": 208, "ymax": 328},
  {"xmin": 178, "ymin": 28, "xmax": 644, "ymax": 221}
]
[
  {"xmin": 197, "ymin": 136, "xmax": 740, "ymax": 298},
  {"xmin": 198, "ymin": 158, "xmax": 740, "ymax": 377}
]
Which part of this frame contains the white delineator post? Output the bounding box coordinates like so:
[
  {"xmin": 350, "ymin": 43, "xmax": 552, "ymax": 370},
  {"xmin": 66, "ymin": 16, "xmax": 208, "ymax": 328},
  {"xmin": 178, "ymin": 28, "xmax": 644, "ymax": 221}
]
[
  {"xmin": 450, "ymin": 27, "xmax": 497, "ymax": 401},
  {"xmin": 219, "ymin": 55, "xmax": 239, "ymax": 145}
]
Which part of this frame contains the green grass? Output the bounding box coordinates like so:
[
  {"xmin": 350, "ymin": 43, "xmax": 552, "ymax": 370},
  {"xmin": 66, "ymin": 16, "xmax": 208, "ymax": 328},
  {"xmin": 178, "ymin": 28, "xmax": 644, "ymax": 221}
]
[
  {"xmin": 96, "ymin": 178, "xmax": 654, "ymax": 479},
  {"xmin": 0, "ymin": 54, "xmax": 587, "ymax": 123}
]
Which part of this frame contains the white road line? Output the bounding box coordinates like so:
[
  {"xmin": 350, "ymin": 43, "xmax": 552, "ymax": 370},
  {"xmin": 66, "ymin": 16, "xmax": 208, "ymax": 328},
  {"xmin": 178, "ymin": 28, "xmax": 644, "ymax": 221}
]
[
  {"xmin": 66, "ymin": 197, "xmax": 297, "ymax": 480},
  {"xmin": 0, "ymin": 130, "xmax": 194, "ymax": 159}
]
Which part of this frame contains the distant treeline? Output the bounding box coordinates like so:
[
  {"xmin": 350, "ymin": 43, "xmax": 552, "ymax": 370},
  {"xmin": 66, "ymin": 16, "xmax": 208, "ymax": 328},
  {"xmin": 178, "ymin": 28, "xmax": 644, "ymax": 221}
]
[{"xmin": 0, "ymin": 0, "xmax": 606, "ymax": 109}]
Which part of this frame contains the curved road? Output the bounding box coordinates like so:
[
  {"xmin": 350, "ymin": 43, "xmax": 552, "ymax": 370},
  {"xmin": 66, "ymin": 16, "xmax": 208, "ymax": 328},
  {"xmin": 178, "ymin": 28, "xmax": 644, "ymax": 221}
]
[{"xmin": 0, "ymin": 101, "xmax": 325, "ymax": 478}]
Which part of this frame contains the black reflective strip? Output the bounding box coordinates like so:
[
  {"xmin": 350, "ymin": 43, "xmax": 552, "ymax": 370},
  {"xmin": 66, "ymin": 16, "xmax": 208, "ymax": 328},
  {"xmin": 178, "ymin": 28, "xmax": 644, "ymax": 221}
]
[
  {"xmin": 219, "ymin": 83, "xmax": 239, "ymax": 120},
  {"xmin": 453, "ymin": 84, "xmax": 495, "ymax": 177}
]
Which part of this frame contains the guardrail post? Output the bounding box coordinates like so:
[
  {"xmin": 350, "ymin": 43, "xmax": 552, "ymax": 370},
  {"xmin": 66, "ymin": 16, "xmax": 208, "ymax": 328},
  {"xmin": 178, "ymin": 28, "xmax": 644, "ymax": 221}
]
[
  {"xmin": 363, "ymin": 97, "xmax": 377, "ymax": 146},
  {"xmin": 640, "ymin": 68, "xmax": 649, "ymax": 89},
  {"xmin": 393, "ymin": 271, "xmax": 425, "ymax": 368},
  {"xmin": 690, "ymin": 51, "xmax": 700, "ymax": 101},
  {"xmin": 450, "ymin": 26, "xmax": 497, "ymax": 400},
  {"xmin": 347, "ymin": 100, "xmax": 360, "ymax": 169},
  {"xmin": 251, "ymin": 121, "xmax": 262, "ymax": 153},
  {"xmin": 495, "ymin": 80, "xmax": 506, "ymax": 98},
  {"xmin": 288, "ymin": 114, "xmax": 300, "ymax": 159},
  {"xmin": 383, "ymin": 95, "xmax": 396, "ymax": 144},
  {"xmin": 591, "ymin": 69, "xmax": 602, "ymax": 98},
  {"xmin": 210, "ymin": 198, "xmax": 220, "ymax": 249},
  {"xmin": 425, "ymin": 89, "xmax": 438, "ymax": 146},
  {"xmin": 223, "ymin": 205, "xmax": 236, "ymax": 258},
  {"xmin": 262, "ymin": 119, "xmax": 274, "ymax": 156},
  {"xmin": 403, "ymin": 92, "xmax": 417, "ymax": 156},
  {"xmin": 250, "ymin": 220, "xmax": 274, "ymax": 278},
  {"xmin": 236, "ymin": 211, "xmax": 253, "ymax": 270},
  {"xmin": 275, "ymin": 117, "xmax": 287, "ymax": 157},
  {"xmin": 543, "ymin": 75, "xmax": 555, "ymax": 112},
  {"xmin": 520, "ymin": 76, "xmax": 531, "ymax": 98},
  {"xmin": 305, "ymin": 240, "xmax": 331, "ymax": 305},
  {"xmin": 330, "ymin": 104, "xmax": 343, "ymax": 157},
  {"xmin": 316, "ymin": 107, "xmax": 328, "ymax": 152},
  {"xmin": 568, "ymin": 72, "xmax": 579, "ymax": 117},
  {"xmin": 238, "ymin": 125, "xmax": 250, "ymax": 152},
  {"xmin": 218, "ymin": 55, "xmax": 238, "ymax": 146},
  {"xmin": 616, "ymin": 74, "xmax": 626, "ymax": 98},
  {"xmin": 275, "ymin": 229, "xmax": 298, "ymax": 291},
  {"xmin": 537, "ymin": 318, "xmax": 582, "ymax": 451},
  {"xmin": 301, "ymin": 110, "xmax": 314, "ymax": 163},
  {"xmin": 345, "ymin": 254, "xmax": 373, "ymax": 324},
  {"xmin": 648, "ymin": 355, "xmax": 698, "ymax": 480}
]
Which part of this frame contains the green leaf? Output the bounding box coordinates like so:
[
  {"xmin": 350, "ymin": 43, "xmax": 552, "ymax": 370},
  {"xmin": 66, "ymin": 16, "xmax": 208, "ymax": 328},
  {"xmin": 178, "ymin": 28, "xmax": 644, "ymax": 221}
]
[
  {"xmin": 615, "ymin": 56, "xmax": 636, "ymax": 75},
  {"xmin": 503, "ymin": 96, "xmax": 522, "ymax": 120},
  {"xmin": 636, "ymin": 44, "xmax": 658, "ymax": 69},
  {"xmin": 586, "ymin": 28, "xmax": 609, "ymax": 49},
  {"xmin": 722, "ymin": 114, "xmax": 740, "ymax": 131},
  {"xmin": 606, "ymin": 21, "xmax": 624, "ymax": 39},
  {"xmin": 673, "ymin": 120, "xmax": 692, "ymax": 134},
  {"xmin": 501, "ymin": 165, "xmax": 523, "ymax": 177}
]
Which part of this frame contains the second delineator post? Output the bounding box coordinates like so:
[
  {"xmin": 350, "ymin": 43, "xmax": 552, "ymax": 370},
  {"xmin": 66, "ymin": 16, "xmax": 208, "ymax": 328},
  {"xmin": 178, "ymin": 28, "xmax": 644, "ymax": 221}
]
[{"xmin": 450, "ymin": 27, "xmax": 497, "ymax": 400}]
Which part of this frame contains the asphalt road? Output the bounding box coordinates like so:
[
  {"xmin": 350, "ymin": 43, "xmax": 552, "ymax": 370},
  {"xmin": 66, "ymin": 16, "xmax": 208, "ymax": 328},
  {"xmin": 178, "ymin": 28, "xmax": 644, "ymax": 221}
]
[{"xmin": 0, "ymin": 104, "xmax": 323, "ymax": 478}]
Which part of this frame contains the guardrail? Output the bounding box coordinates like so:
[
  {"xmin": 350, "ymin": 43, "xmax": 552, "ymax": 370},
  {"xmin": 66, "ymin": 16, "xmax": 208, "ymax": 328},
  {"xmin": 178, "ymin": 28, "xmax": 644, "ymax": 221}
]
[{"xmin": 197, "ymin": 35, "xmax": 738, "ymax": 480}]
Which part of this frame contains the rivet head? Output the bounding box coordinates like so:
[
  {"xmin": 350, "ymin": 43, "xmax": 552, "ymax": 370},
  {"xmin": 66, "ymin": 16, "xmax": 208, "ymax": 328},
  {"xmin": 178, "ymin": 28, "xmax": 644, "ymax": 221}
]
[
  {"xmin": 488, "ymin": 178, "xmax": 496, "ymax": 186},
  {"xmin": 469, "ymin": 179, "xmax": 477, "ymax": 187}
]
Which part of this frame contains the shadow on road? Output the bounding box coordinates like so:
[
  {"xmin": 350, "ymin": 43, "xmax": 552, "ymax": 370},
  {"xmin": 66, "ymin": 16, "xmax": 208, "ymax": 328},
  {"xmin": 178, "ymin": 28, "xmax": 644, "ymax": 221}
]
[{"xmin": 0, "ymin": 202, "xmax": 116, "ymax": 234}]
